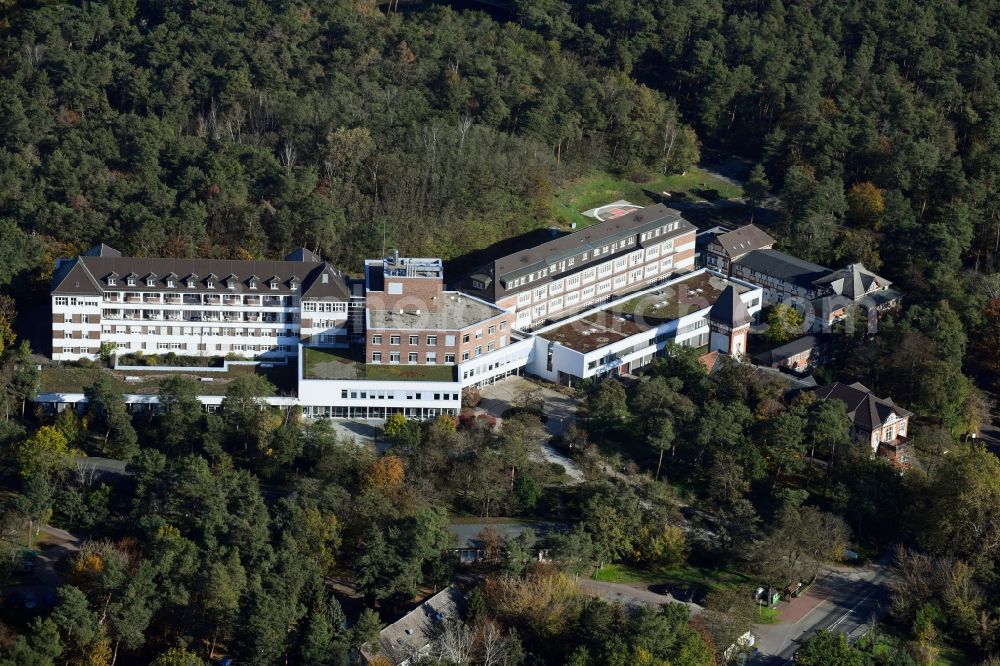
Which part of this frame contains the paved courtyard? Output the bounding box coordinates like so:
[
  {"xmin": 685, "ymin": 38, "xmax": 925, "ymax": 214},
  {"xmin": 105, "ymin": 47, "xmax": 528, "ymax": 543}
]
[{"xmin": 479, "ymin": 377, "xmax": 585, "ymax": 483}]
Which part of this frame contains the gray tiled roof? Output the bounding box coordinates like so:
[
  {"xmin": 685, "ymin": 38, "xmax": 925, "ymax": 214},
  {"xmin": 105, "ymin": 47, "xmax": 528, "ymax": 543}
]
[
  {"xmin": 713, "ymin": 224, "xmax": 775, "ymax": 259},
  {"xmin": 813, "ymin": 263, "xmax": 893, "ymax": 300},
  {"xmin": 488, "ymin": 204, "xmax": 694, "ymax": 295},
  {"xmin": 708, "ymin": 285, "xmax": 751, "ymax": 328},
  {"xmin": 813, "ymin": 381, "xmax": 912, "ymax": 431},
  {"xmin": 734, "ymin": 249, "xmax": 831, "ymax": 290},
  {"xmin": 753, "ymin": 334, "xmax": 825, "ymax": 365},
  {"xmin": 52, "ymin": 245, "xmax": 350, "ymax": 300},
  {"xmin": 367, "ymin": 586, "xmax": 465, "ymax": 665}
]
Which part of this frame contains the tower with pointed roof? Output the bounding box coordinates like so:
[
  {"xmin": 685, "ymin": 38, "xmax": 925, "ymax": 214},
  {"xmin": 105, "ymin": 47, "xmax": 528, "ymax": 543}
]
[{"xmin": 708, "ymin": 285, "xmax": 751, "ymax": 356}]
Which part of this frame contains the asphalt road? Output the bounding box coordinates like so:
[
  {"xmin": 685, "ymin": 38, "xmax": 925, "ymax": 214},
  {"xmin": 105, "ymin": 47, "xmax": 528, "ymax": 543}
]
[{"xmin": 750, "ymin": 561, "xmax": 892, "ymax": 664}]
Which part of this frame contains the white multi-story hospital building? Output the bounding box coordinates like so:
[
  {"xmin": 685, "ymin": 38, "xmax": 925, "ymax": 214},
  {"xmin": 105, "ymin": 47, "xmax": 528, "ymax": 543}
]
[{"xmin": 40, "ymin": 205, "xmax": 760, "ymax": 419}]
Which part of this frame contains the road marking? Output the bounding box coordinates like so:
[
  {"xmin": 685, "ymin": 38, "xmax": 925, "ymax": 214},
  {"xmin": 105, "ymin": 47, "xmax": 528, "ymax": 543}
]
[{"xmin": 828, "ymin": 587, "xmax": 878, "ymax": 630}]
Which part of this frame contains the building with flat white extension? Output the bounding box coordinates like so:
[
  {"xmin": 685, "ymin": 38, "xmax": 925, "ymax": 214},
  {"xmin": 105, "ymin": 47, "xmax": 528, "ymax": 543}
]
[
  {"xmin": 50, "ymin": 245, "xmax": 351, "ymax": 361},
  {"xmin": 526, "ymin": 269, "xmax": 762, "ymax": 386},
  {"xmin": 42, "ymin": 204, "xmax": 763, "ymax": 421},
  {"xmin": 296, "ymin": 253, "xmax": 534, "ymax": 420}
]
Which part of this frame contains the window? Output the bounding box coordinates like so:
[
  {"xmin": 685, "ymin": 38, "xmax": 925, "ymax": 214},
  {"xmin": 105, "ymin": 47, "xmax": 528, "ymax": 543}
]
[
  {"xmin": 127, "ymin": 277, "xmax": 136, "ymax": 286},
  {"xmin": 146, "ymin": 278, "xmax": 155, "ymax": 287},
  {"xmin": 462, "ymin": 333, "xmax": 470, "ymax": 343},
  {"xmin": 408, "ymin": 352, "xmax": 418, "ymax": 363},
  {"xmin": 475, "ymin": 330, "xmax": 483, "ymax": 340},
  {"xmin": 461, "ymin": 351, "xmax": 470, "ymax": 361},
  {"xmin": 107, "ymin": 277, "xmax": 116, "ymax": 286},
  {"xmin": 445, "ymin": 353, "xmax": 455, "ymax": 363},
  {"xmin": 55, "ymin": 297, "xmax": 68, "ymax": 306},
  {"xmin": 426, "ymin": 352, "xmax": 437, "ymax": 363},
  {"xmin": 475, "ymin": 346, "xmax": 482, "ymax": 357},
  {"xmin": 445, "ymin": 335, "xmax": 456, "ymax": 346},
  {"xmin": 409, "ymin": 335, "xmax": 418, "ymax": 345},
  {"xmin": 390, "ymin": 335, "xmax": 401, "ymax": 345},
  {"xmin": 166, "ymin": 279, "xmax": 175, "ymax": 288},
  {"xmin": 389, "ymin": 352, "xmax": 400, "ymax": 363},
  {"xmin": 488, "ymin": 325, "xmax": 495, "ymax": 335},
  {"xmin": 427, "ymin": 335, "xmax": 438, "ymax": 345},
  {"xmin": 372, "ymin": 334, "xmax": 382, "ymax": 344},
  {"xmin": 207, "ymin": 280, "xmax": 215, "ymax": 289},
  {"xmin": 487, "ymin": 342, "xmax": 495, "ymax": 352},
  {"xmin": 371, "ymin": 352, "xmax": 382, "ymax": 362},
  {"xmin": 270, "ymin": 281, "xmax": 278, "ymax": 290},
  {"xmin": 187, "ymin": 280, "xmax": 195, "ymax": 288}
]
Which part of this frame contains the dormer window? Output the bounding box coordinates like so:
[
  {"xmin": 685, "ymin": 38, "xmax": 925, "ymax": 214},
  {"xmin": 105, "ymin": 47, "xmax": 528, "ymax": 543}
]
[
  {"xmin": 146, "ymin": 277, "xmax": 156, "ymax": 287},
  {"xmin": 127, "ymin": 277, "xmax": 136, "ymax": 287},
  {"xmin": 187, "ymin": 279, "xmax": 195, "ymax": 288},
  {"xmin": 226, "ymin": 275, "xmax": 237, "ymax": 289},
  {"xmin": 165, "ymin": 273, "xmax": 177, "ymax": 289},
  {"xmin": 107, "ymin": 274, "xmax": 117, "ymax": 286},
  {"xmin": 166, "ymin": 278, "xmax": 175, "ymax": 288},
  {"xmin": 207, "ymin": 280, "xmax": 215, "ymax": 289},
  {"xmin": 186, "ymin": 274, "xmax": 198, "ymax": 288},
  {"xmin": 289, "ymin": 277, "xmax": 299, "ymax": 290},
  {"xmin": 249, "ymin": 279, "xmax": 258, "ymax": 290},
  {"xmin": 269, "ymin": 280, "xmax": 279, "ymax": 290}
]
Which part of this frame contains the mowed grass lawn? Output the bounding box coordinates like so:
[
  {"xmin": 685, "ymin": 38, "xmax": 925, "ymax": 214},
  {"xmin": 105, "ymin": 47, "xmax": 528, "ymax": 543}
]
[
  {"xmin": 591, "ymin": 562, "xmax": 752, "ymax": 593},
  {"xmin": 554, "ymin": 167, "xmax": 744, "ymax": 230},
  {"xmin": 303, "ymin": 346, "xmax": 454, "ymax": 382}
]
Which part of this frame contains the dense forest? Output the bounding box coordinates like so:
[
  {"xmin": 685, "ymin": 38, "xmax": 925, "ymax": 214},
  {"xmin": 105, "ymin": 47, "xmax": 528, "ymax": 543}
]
[{"xmin": 1, "ymin": 0, "xmax": 1000, "ymax": 664}]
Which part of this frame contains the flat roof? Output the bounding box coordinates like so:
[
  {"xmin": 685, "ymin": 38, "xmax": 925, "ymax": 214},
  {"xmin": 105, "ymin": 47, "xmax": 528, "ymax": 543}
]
[
  {"xmin": 302, "ymin": 346, "xmax": 456, "ymax": 382},
  {"xmin": 540, "ymin": 272, "xmax": 750, "ymax": 354},
  {"xmin": 369, "ymin": 292, "xmax": 505, "ymax": 330},
  {"xmin": 493, "ymin": 204, "xmax": 691, "ymax": 283}
]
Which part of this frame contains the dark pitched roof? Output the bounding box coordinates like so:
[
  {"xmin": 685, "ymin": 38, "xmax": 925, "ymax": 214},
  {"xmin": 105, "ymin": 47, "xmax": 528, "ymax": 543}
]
[
  {"xmin": 813, "ymin": 263, "xmax": 893, "ymax": 300},
  {"xmin": 489, "ymin": 204, "xmax": 694, "ymax": 294},
  {"xmin": 813, "ymin": 381, "xmax": 913, "ymax": 431},
  {"xmin": 714, "ymin": 224, "xmax": 775, "ymax": 259},
  {"xmin": 366, "ymin": 586, "xmax": 466, "ymax": 665},
  {"xmin": 708, "ymin": 285, "xmax": 751, "ymax": 328},
  {"xmin": 284, "ymin": 248, "xmax": 322, "ymax": 263},
  {"xmin": 734, "ymin": 249, "xmax": 832, "ymax": 290},
  {"xmin": 52, "ymin": 252, "xmax": 350, "ymax": 299},
  {"xmin": 753, "ymin": 334, "xmax": 826, "ymax": 365},
  {"xmin": 50, "ymin": 258, "xmax": 103, "ymax": 296},
  {"xmin": 81, "ymin": 243, "xmax": 122, "ymax": 258}
]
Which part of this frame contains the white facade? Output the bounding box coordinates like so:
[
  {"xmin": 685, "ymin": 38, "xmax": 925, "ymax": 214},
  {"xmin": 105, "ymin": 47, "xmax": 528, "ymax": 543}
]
[
  {"xmin": 526, "ymin": 272, "xmax": 762, "ymax": 385},
  {"xmin": 504, "ymin": 234, "xmax": 698, "ymax": 331}
]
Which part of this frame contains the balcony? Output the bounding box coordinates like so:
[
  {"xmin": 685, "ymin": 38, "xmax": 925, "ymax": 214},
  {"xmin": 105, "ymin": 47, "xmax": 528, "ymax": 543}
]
[
  {"xmin": 204, "ymin": 296, "xmax": 221, "ymax": 305},
  {"xmin": 164, "ymin": 295, "xmax": 182, "ymax": 304},
  {"xmin": 142, "ymin": 311, "xmax": 161, "ymax": 320},
  {"xmin": 223, "ymin": 296, "xmax": 241, "ymax": 305},
  {"xmin": 245, "ymin": 314, "xmax": 260, "ymax": 322},
  {"xmin": 244, "ymin": 296, "xmax": 262, "ymax": 306},
  {"xmin": 183, "ymin": 295, "xmax": 202, "ymax": 305},
  {"xmin": 143, "ymin": 294, "xmax": 161, "ymax": 303},
  {"xmin": 263, "ymin": 296, "xmax": 284, "ymax": 307},
  {"xmin": 125, "ymin": 295, "xmax": 142, "ymax": 303},
  {"xmin": 104, "ymin": 293, "xmax": 121, "ymax": 303}
]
